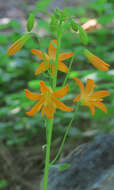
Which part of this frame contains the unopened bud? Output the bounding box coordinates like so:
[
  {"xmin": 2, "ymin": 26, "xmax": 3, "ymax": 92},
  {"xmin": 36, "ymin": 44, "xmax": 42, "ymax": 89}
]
[
  {"xmin": 54, "ymin": 8, "xmax": 61, "ymax": 19},
  {"xmin": 50, "ymin": 16, "xmax": 57, "ymax": 32},
  {"xmin": 71, "ymin": 19, "xmax": 79, "ymax": 32},
  {"xmin": 27, "ymin": 13, "xmax": 35, "ymax": 32},
  {"xmin": 8, "ymin": 33, "xmax": 30, "ymax": 56},
  {"xmin": 79, "ymin": 26, "xmax": 88, "ymax": 45}
]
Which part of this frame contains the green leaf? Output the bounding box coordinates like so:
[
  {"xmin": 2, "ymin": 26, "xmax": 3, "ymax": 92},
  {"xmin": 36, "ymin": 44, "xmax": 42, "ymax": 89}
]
[
  {"xmin": 0, "ymin": 179, "xmax": 7, "ymax": 188},
  {"xmin": 42, "ymin": 144, "xmax": 47, "ymax": 151},
  {"xmin": 28, "ymin": 80, "xmax": 40, "ymax": 89},
  {"xmin": 51, "ymin": 163, "xmax": 70, "ymax": 171},
  {"xmin": 34, "ymin": 0, "xmax": 52, "ymax": 12}
]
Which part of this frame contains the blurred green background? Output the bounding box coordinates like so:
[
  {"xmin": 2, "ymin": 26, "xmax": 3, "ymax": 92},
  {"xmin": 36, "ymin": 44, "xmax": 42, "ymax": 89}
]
[{"xmin": 0, "ymin": 0, "xmax": 114, "ymax": 189}]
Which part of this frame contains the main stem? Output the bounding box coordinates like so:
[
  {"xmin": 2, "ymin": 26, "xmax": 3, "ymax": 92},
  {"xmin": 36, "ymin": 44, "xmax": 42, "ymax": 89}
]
[
  {"xmin": 42, "ymin": 119, "xmax": 53, "ymax": 190},
  {"xmin": 53, "ymin": 21, "xmax": 62, "ymax": 90},
  {"xmin": 42, "ymin": 21, "xmax": 62, "ymax": 190}
]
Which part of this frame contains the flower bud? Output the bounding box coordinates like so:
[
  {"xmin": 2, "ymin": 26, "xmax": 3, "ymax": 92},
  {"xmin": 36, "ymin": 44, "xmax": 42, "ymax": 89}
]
[
  {"xmin": 27, "ymin": 13, "xmax": 35, "ymax": 32},
  {"xmin": 54, "ymin": 8, "xmax": 61, "ymax": 19},
  {"xmin": 71, "ymin": 19, "xmax": 79, "ymax": 32},
  {"xmin": 50, "ymin": 16, "xmax": 57, "ymax": 32},
  {"xmin": 84, "ymin": 48, "xmax": 109, "ymax": 71},
  {"xmin": 79, "ymin": 26, "xmax": 88, "ymax": 45},
  {"xmin": 8, "ymin": 33, "xmax": 30, "ymax": 56}
]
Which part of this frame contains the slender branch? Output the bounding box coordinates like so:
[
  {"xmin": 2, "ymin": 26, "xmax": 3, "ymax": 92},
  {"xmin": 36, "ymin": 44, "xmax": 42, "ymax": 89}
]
[
  {"xmin": 63, "ymin": 53, "xmax": 75, "ymax": 86},
  {"xmin": 51, "ymin": 103, "xmax": 80, "ymax": 165}
]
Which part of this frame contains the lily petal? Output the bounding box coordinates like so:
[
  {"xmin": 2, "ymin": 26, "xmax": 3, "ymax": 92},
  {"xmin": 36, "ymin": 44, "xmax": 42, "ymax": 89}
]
[
  {"xmin": 92, "ymin": 101, "xmax": 108, "ymax": 113},
  {"xmin": 26, "ymin": 98, "xmax": 44, "ymax": 116},
  {"xmin": 73, "ymin": 94, "xmax": 81, "ymax": 102},
  {"xmin": 31, "ymin": 49, "xmax": 49, "ymax": 60},
  {"xmin": 73, "ymin": 78, "xmax": 85, "ymax": 93},
  {"xmin": 44, "ymin": 105, "xmax": 55, "ymax": 119},
  {"xmin": 35, "ymin": 62, "xmax": 50, "ymax": 75},
  {"xmin": 40, "ymin": 81, "xmax": 51, "ymax": 93},
  {"xmin": 25, "ymin": 89, "xmax": 41, "ymax": 100},
  {"xmin": 53, "ymin": 85, "xmax": 69, "ymax": 98},
  {"xmin": 59, "ymin": 52, "xmax": 74, "ymax": 61},
  {"xmin": 48, "ymin": 40, "xmax": 57, "ymax": 59},
  {"xmin": 58, "ymin": 62, "xmax": 69, "ymax": 73},
  {"xmin": 90, "ymin": 90, "xmax": 110, "ymax": 99},
  {"xmin": 53, "ymin": 97, "xmax": 73, "ymax": 112},
  {"xmin": 86, "ymin": 103, "xmax": 95, "ymax": 115},
  {"xmin": 86, "ymin": 79, "xmax": 95, "ymax": 94},
  {"xmin": 51, "ymin": 62, "xmax": 69, "ymax": 76},
  {"xmin": 52, "ymin": 62, "xmax": 68, "ymax": 76}
]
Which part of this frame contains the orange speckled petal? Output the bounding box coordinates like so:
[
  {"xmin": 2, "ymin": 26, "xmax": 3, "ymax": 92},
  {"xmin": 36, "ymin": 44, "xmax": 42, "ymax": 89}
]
[
  {"xmin": 40, "ymin": 81, "xmax": 50, "ymax": 93},
  {"xmin": 73, "ymin": 94, "xmax": 81, "ymax": 102},
  {"xmin": 41, "ymin": 107, "xmax": 45, "ymax": 117},
  {"xmin": 58, "ymin": 62, "xmax": 69, "ymax": 73},
  {"xmin": 73, "ymin": 78, "xmax": 85, "ymax": 93},
  {"xmin": 44, "ymin": 105, "xmax": 55, "ymax": 119},
  {"xmin": 53, "ymin": 85, "xmax": 69, "ymax": 98},
  {"xmin": 48, "ymin": 40, "xmax": 57, "ymax": 59},
  {"xmin": 35, "ymin": 62, "xmax": 50, "ymax": 75},
  {"xmin": 25, "ymin": 89, "xmax": 41, "ymax": 100},
  {"xmin": 86, "ymin": 79, "xmax": 95, "ymax": 94},
  {"xmin": 84, "ymin": 49, "xmax": 109, "ymax": 71},
  {"xmin": 31, "ymin": 49, "xmax": 49, "ymax": 61},
  {"xmin": 59, "ymin": 52, "xmax": 74, "ymax": 61},
  {"xmin": 53, "ymin": 97, "xmax": 73, "ymax": 112},
  {"xmin": 26, "ymin": 98, "xmax": 44, "ymax": 116},
  {"xmin": 90, "ymin": 90, "xmax": 110, "ymax": 99},
  {"xmin": 92, "ymin": 101, "xmax": 107, "ymax": 113},
  {"xmin": 41, "ymin": 106, "xmax": 55, "ymax": 118},
  {"xmin": 86, "ymin": 103, "xmax": 95, "ymax": 115}
]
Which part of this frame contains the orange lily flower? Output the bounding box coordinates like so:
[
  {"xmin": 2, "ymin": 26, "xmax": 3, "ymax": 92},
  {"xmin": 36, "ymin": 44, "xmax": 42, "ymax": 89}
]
[
  {"xmin": 8, "ymin": 33, "xmax": 30, "ymax": 56},
  {"xmin": 84, "ymin": 49, "xmax": 110, "ymax": 71},
  {"xmin": 25, "ymin": 81, "xmax": 73, "ymax": 119},
  {"xmin": 31, "ymin": 40, "xmax": 74, "ymax": 75},
  {"xmin": 73, "ymin": 77, "xmax": 110, "ymax": 115}
]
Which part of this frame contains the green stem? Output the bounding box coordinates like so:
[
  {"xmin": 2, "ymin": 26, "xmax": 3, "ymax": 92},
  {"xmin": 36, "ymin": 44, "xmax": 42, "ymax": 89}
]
[
  {"xmin": 51, "ymin": 103, "xmax": 80, "ymax": 165},
  {"xmin": 63, "ymin": 53, "xmax": 75, "ymax": 86},
  {"xmin": 42, "ymin": 21, "xmax": 63, "ymax": 190},
  {"xmin": 53, "ymin": 21, "xmax": 62, "ymax": 90},
  {"xmin": 42, "ymin": 118, "xmax": 53, "ymax": 190}
]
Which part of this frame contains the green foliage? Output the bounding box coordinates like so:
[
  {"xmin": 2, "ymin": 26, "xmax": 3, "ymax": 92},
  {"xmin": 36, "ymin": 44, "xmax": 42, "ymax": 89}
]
[
  {"xmin": 0, "ymin": 179, "xmax": 7, "ymax": 188},
  {"xmin": 34, "ymin": 0, "xmax": 52, "ymax": 13},
  {"xmin": 51, "ymin": 163, "xmax": 70, "ymax": 171}
]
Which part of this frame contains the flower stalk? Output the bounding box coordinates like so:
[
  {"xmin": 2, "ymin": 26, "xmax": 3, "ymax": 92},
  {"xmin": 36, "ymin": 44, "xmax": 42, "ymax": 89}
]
[
  {"xmin": 53, "ymin": 21, "xmax": 62, "ymax": 90},
  {"xmin": 43, "ymin": 20, "xmax": 63, "ymax": 190},
  {"xmin": 42, "ymin": 118, "xmax": 53, "ymax": 190}
]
